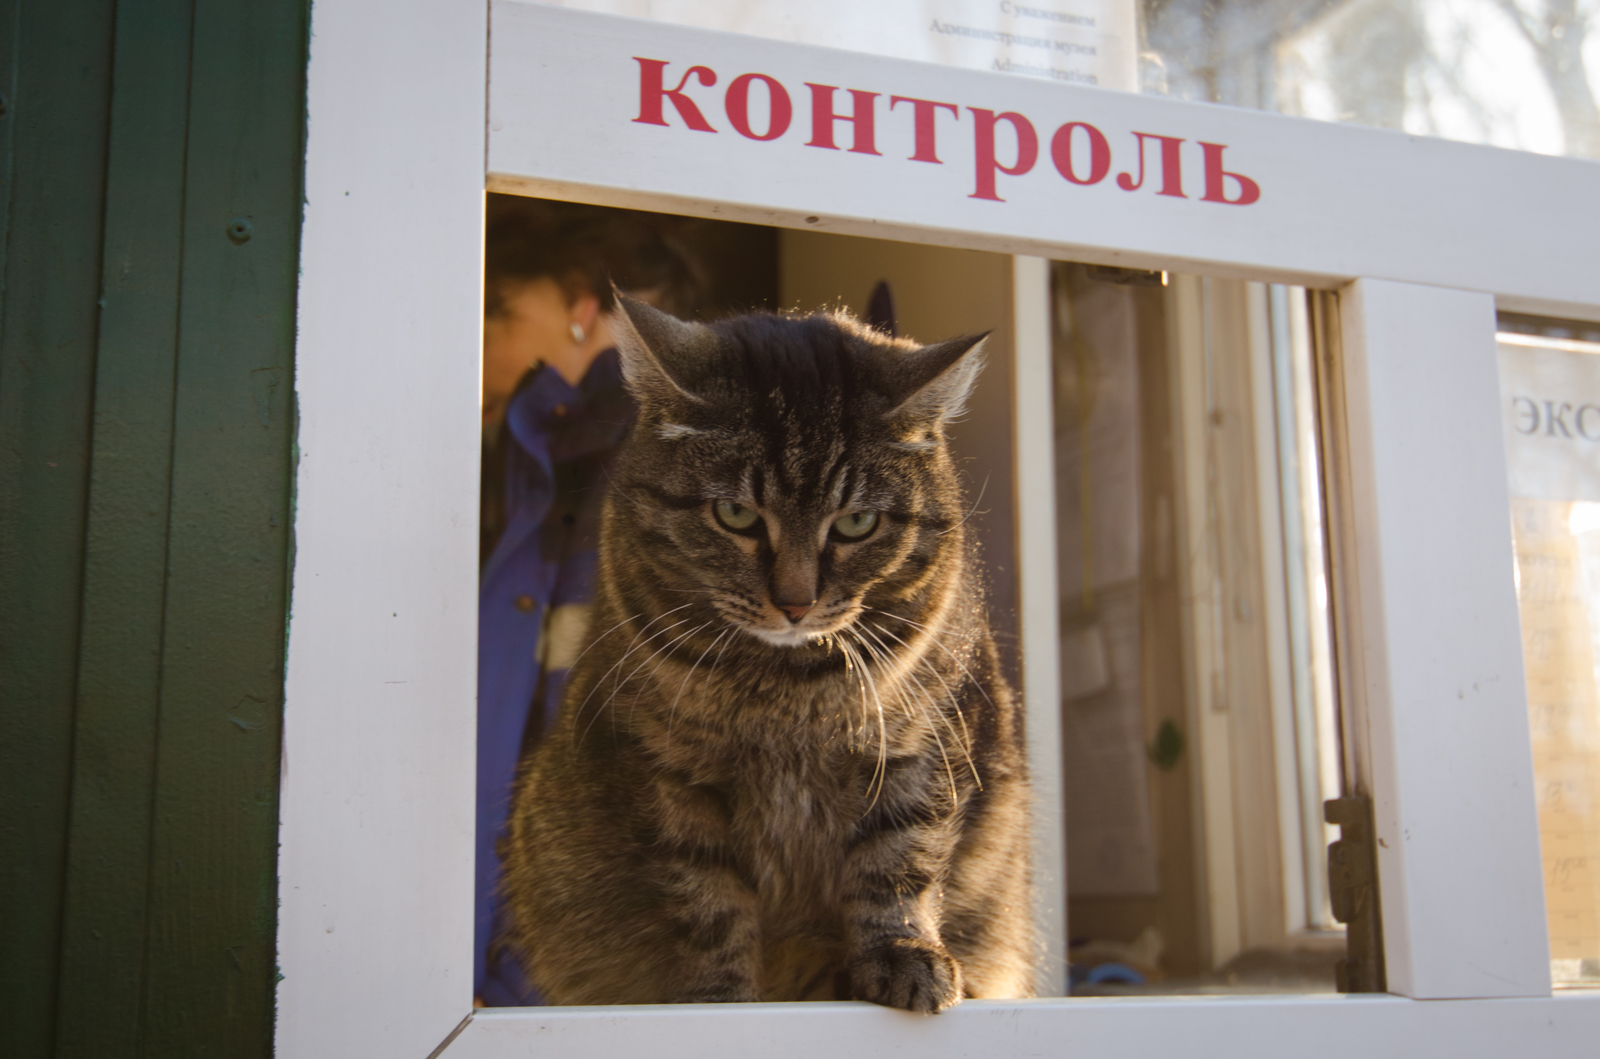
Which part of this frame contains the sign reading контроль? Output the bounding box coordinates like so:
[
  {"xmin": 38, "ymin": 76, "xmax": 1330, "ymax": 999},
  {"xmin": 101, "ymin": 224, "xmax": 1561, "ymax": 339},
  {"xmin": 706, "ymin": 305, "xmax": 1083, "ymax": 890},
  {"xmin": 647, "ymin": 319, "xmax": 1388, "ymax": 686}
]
[{"xmin": 488, "ymin": 2, "xmax": 1600, "ymax": 316}]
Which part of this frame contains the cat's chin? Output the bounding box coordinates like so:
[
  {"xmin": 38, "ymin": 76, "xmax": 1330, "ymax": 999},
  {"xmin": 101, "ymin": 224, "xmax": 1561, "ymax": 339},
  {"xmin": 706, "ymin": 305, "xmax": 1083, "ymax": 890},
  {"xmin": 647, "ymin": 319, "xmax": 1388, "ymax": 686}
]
[{"xmin": 740, "ymin": 624, "xmax": 836, "ymax": 649}]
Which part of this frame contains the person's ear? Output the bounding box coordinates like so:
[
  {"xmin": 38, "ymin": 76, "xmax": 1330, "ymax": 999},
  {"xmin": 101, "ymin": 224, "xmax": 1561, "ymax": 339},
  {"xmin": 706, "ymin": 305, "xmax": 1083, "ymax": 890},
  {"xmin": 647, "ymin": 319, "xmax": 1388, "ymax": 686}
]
[{"xmin": 569, "ymin": 291, "xmax": 601, "ymax": 334}]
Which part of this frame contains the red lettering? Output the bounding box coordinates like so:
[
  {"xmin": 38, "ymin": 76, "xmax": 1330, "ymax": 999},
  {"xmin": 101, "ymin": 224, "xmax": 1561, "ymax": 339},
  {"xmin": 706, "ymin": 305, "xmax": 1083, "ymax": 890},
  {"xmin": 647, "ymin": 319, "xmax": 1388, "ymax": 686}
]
[
  {"xmin": 725, "ymin": 73, "xmax": 793, "ymax": 141},
  {"xmin": 968, "ymin": 108, "xmax": 1038, "ymax": 202},
  {"xmin": 1199, "ymin": 142, "xmax": 1261, "ymax": 205},
  {"xmin": 889, "ymin": 95, "xmax": 960, "ymax": 163},
  {"xmin": 1116, "ymin": 132, "xmax": 1185, "ymax": 198},
  {"xmin": 633, "ymin": 58, "xmax": 718, "ymax": 132},
  {"xmin": 1049, "ymin": 121, "xmax": 1110, "ymax": 186},
  {"xmin": 806, "ymin": 84, "xmax": 882, "ymax": 155}
]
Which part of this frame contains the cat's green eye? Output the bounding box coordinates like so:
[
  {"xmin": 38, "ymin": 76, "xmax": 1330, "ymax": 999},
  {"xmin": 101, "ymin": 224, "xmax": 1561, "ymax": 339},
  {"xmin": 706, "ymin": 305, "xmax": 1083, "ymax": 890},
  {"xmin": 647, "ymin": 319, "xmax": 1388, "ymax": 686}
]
[
  {"xmin": 832, "ymin": 510, "xmax": 879, "ymax": 541},
  {"xmin": 714, "ymin": 500, "xmax": 761, "ymax": 533}
]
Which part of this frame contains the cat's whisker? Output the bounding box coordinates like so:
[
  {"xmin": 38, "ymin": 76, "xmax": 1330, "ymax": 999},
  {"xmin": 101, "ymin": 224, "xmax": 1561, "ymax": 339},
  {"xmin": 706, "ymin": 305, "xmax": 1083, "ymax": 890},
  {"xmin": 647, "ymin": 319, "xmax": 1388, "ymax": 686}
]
[
  {"xmin": 667, "ymin": 626, "xmax": 733, "ymax": 739},
  {"xmin": 865, "ymin": 608, "xmax": 997, "ymax": 713},
  {"xmin": 861, "ymin": 620, "xmax": 982, "ymax": 791},
  {"xmin": 851, "ymin": 627, "xmax": 959, "ymax": 811},
  {"xmin": 842, "ymin": 630, "xmax": 891, "ymax": 811},
  {"xmin": 611, "ymin": 620, "xmax": 716, "ymax": 729},
  {"xmin": 940, "ymin": 473, "xmax": 989, "ymax": 536},
  {"xmin": 838, "ymin": 633, "xmax": 889, "ymax": 809},
  {"xmin": 854, "ymin": 619, "xmax": 968, "ymax": 794},
  {"xmin": 561, "ymin": 609, "xmax": 651, "ymax": 678},
  {"xmin": 573, "ymin": 607, "xmax": 701, "ymax": 742}
]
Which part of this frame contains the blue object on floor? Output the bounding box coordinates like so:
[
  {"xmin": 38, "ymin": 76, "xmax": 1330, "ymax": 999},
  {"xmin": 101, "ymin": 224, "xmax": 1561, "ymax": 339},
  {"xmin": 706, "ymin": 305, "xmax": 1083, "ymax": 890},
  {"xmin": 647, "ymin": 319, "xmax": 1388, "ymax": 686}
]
[{"xmin": 1086, "ymin": 961, "xmax": 1146, "ymax": 985}]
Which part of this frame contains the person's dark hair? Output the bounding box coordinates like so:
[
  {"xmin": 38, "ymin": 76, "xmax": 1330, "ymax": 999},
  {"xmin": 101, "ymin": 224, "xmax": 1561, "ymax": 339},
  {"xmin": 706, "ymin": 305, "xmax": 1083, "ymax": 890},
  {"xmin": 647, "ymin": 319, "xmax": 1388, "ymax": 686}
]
[{"xmin": 484, "ymin": 196, "xmax": 704, "ymax": 319}]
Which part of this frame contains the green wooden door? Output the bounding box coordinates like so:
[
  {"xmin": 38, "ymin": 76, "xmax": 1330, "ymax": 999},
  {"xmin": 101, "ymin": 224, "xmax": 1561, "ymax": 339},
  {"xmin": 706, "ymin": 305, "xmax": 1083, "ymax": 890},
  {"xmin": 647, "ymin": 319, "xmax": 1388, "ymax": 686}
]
[{"xmin": 0, "ymin": 0, "xmax": 306, "ymax": 1054}]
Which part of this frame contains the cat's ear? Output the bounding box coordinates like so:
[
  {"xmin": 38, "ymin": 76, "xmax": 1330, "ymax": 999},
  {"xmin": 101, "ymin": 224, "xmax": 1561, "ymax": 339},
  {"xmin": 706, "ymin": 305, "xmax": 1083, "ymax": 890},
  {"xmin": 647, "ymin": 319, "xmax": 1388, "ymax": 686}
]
[
  {"xmin": 608, "ymin": 293, "xmax": 710, "ymax": 408},
  {"xmin": 886, "ymin": 333, "xmax": 988, "ymax": 426}
]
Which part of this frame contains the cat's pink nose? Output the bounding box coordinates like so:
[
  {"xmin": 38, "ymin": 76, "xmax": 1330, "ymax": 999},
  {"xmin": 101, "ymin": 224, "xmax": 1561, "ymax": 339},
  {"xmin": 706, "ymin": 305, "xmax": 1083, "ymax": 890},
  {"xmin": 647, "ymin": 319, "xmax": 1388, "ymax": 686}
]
[{"xmin": 780, "ymin": 602, "xmax": 814, "ymax": 623}]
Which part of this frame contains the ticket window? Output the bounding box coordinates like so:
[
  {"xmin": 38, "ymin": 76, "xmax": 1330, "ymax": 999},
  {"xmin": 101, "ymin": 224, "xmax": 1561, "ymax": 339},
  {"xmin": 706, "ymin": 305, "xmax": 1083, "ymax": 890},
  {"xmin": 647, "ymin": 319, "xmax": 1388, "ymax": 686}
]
[
  {"xmin": 279, "ymin": 0, "xmax": 1599, "ymax": 1049},
  {"xmin": 492, "ymin": 204, "xmax": 1355, "ymax": 997},
  {"xmin": 1498, "ymin": 312, "xmax": 1600, "ymax": 989}
]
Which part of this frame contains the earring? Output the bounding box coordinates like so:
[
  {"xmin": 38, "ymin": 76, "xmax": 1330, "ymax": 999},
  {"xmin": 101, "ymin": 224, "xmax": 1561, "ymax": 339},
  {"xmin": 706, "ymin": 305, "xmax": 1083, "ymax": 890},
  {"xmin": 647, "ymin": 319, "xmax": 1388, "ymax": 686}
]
[{"xmin": 569, "ymin": 322, "xmax": 586, "ymax": 344}]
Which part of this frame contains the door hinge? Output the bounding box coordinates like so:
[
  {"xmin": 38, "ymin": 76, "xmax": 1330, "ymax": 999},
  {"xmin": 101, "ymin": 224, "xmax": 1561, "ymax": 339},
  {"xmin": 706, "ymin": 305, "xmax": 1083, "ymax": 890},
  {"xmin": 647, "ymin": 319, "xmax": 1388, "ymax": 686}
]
[{"xmin": 1326, "ymin": 794, "xmax": 1387, "ymax": 993}]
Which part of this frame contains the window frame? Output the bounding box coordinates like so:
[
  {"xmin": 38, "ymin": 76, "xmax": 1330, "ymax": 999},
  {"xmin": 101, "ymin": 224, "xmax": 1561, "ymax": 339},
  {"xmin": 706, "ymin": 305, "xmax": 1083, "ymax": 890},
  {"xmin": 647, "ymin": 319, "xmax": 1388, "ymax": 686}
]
[{"xmin": 276, "ymin": 2, "xmax": 1600, "ymax": 1055}]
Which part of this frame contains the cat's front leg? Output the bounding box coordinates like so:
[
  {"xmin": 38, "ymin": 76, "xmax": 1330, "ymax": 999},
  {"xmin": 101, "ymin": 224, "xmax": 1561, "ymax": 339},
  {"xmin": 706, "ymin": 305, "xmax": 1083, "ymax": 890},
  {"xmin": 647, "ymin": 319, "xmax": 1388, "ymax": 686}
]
[
  {"xmin": 652, "ymin": 776, "xmax": 763, "ymax": 1003},
  {"xmin": 842, "ymin": 786, "xmax": 963, "ymax": 1013}
]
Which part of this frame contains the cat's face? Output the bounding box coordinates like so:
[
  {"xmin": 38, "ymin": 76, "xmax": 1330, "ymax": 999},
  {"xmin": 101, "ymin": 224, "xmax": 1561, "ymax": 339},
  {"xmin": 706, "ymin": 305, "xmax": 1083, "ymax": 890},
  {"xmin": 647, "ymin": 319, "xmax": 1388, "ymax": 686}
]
[{"xmin": 607, "ymin": 299, "xmax": 986, "ymax": 653}]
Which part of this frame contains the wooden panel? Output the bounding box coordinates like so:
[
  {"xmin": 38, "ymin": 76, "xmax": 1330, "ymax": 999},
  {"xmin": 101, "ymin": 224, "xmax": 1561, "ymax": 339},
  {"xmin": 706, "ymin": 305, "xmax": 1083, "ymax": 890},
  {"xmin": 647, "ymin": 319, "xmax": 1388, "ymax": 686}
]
[
  {"xmin": 0, "ymin": 2, "xmax": 116, "ymax": 1054},
  {"xmin": 0, "ymin": 0, "xmax": 303, "ymax": 1054},
  {"xmin": 134, "ymin": 0, "xmax": 304, "ymax": 1051},
  {"xmin": 449, "ymin": 993, "xmax": 1600, "ymax": 1059},
  {"xmin": 274, "ymin": 0, "xmax": 486, "ymax": 1053},
  {"xmin": 1337, "ymin": 279, "xmax": 1549, "ymax": 998},
  {"xmin": 1012, "ymin": 254, "xmax": 1067, "ymax": 996},
  {"xmin": 53, "ymin": 0, "xmax": 196, "ymax": 1050}
]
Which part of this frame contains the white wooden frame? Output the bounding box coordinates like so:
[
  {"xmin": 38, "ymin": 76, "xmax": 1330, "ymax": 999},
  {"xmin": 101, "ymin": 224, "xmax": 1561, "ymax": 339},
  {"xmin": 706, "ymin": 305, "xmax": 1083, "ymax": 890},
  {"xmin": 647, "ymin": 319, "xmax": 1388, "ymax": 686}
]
[{"xmin": 279, "ymin": 2, "xmax": 1600, "ymax": 1055}]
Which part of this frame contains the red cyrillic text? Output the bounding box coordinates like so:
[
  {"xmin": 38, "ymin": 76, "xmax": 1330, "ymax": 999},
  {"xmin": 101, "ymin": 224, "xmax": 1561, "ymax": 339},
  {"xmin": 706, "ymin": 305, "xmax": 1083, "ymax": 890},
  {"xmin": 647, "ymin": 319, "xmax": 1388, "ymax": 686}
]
[
  {"xmin": 633, "ymin": 58, "xmax": 718, "ymax": 132},
  {"xmin": 969, "ymin": 108, "xmax": 1038, "ymax": 201},
  {"xmin": 627, "ymin": 58, "xmax": 1265, "ymax": 208},
  {"xmin": 725, "ymin": 72, "xmax": 793, "ymax": 141},
  {"xmin": 806, "ymin": 84, "xmax": 882, "ymax": 154},
  {"xmin": 1199, "ymin": 142, "xmax": 1261, "ymax": 205},
  {"xmin": 1050, "ymin": 121, "xmax": 1110, "ymax": 185},
  {"xmin": 889, "ymin": 95, "xmax": 960, "ymax": 163},
  {"xmin": 1117, "ymin": 132, "xmax": 1185, "ymax": 198}
]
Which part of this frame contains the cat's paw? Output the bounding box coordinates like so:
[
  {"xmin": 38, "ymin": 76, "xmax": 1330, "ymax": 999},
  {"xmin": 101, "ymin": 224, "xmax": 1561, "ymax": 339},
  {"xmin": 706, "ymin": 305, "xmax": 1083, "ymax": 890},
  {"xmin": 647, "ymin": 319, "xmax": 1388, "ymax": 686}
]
[{"xmin": 848, "ymin": 938, "xmax": 964, "ymax": 1013}]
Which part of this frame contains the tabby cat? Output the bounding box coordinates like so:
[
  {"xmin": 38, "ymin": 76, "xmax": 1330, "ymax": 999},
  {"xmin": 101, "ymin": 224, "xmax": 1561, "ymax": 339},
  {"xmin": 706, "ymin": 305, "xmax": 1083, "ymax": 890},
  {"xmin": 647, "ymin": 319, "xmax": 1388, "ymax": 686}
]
[{"xmin": 500, "ymin": 297, "xmax": 1033, "ymax": 1012}]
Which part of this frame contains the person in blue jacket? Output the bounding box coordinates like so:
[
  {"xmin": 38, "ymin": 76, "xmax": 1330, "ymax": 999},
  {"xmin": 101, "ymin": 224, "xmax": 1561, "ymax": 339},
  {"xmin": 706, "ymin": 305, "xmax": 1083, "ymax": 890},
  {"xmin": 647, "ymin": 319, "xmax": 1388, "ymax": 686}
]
[{"xmin": 475, "ymin": 199, "xmax": 701, "ymax": 1006}]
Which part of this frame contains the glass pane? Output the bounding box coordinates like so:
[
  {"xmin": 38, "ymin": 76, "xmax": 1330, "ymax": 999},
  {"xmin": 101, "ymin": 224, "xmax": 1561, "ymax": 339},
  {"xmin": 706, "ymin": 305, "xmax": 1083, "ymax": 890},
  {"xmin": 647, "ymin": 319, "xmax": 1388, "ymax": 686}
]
[
  {"xmin": 1146, "ymin": 0, "xmax": 1600, "ymax": 160},
  {"xmin": 1051, "ymin": 267, "xmax": 1346, "ymax": 994},
  {"xmin": 1497, "ymin": 313, "xmax": 1600, "ymax": 985},
  {"xmin": 1499, "ymin": 314, "xmax": 1600, "ymax": 987},
  {"xmin": 540, "ymin": 0, "xmax": 1142, "ymax": 89}
]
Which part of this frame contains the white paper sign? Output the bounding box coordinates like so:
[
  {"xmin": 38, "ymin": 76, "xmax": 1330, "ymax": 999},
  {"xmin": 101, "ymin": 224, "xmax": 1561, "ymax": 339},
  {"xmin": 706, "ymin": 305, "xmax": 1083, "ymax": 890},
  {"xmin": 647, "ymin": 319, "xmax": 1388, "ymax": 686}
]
[
  {"xmin": 540, "ymin": 0, "xmax": 1139, "ymax": 90},
  {"xmin": 1499, "ymin": 338, "xmax": 1600, "ymax": 503}
]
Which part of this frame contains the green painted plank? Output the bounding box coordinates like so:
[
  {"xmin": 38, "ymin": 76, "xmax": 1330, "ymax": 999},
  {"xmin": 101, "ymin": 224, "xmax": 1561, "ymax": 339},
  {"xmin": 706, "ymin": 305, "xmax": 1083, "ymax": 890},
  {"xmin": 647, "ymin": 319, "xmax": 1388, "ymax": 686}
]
[
  {"xmin": 134, "ymin": 0, "xmax": 304, "ymax": 1051},
  {"xmin": 0, "ymin": 2, "xmax": 116, "ymax": 1056},
  {"xmin": 52, "ymin": 0, "xmax": 196, "ymax": 1053}
]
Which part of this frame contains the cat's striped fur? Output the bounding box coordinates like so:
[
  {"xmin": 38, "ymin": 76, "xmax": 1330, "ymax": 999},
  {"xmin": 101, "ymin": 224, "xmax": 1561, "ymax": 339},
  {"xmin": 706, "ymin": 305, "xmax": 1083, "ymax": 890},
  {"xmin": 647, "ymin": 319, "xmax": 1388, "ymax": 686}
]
[{"xmin": 500, "ymin": 298, "xmax": 1033, "ymax": 1011}]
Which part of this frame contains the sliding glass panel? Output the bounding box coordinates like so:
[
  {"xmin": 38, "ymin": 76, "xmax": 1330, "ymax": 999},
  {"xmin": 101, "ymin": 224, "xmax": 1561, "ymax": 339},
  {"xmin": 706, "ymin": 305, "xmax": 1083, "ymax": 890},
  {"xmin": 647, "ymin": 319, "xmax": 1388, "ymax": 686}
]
[
  {"xmin": 1499, "ymin": 312, "xmax": 1600, "ymax": 988},
  {"xmin": 1052, "ymin": 266, "xmax": 1345, "ymax": 994}
]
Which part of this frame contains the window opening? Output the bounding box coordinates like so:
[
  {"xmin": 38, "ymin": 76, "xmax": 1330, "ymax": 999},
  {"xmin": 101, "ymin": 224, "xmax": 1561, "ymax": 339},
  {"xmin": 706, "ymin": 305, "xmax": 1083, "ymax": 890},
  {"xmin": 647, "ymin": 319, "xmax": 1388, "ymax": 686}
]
[
  {"xmin": 1497, "ymin": 310, "xmax": 1600, "ymax": 989},
  {"xmin": 1054, "ymin": 265, "xmax": 1347, "ymax": 994},
  {"xmin": 476, "ymin": 193, "xmax": 1351, "ymax": 1007}
]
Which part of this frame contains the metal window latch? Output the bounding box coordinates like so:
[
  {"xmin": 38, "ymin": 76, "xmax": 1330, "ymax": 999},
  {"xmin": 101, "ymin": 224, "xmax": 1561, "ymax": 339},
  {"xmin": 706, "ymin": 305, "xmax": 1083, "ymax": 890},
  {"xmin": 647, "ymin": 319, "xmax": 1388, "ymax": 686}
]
[{"xmin": 1326, "ymin": 794, "xmax": 1387, "ymax": 993}]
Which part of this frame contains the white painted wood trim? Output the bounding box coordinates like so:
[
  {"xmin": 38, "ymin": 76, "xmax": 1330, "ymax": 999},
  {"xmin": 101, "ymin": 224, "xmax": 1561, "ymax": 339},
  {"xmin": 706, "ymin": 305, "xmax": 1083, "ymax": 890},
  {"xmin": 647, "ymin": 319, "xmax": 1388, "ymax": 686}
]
[
  {"xmin": 1010, "ymin": 255, "xmax": 1065, "ymax": 996},
  {"xmin": 444, "ymin": 993, "xmax": 1600, "ymax": 1058},
  {"xmin": 488, "ymin": 3, "xmax": 1600, "ymax": 322},
  {"xmin": 1246, "ymin": 280, "xmax": 1310, "ymax": 938},
  {"xmin": 276, "ymin": 0, "xmax": 486, "ymax": 1053},
  {"xmin": 1336, "ymin": 279, "xmax": 1551, "ymax": 999}
]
